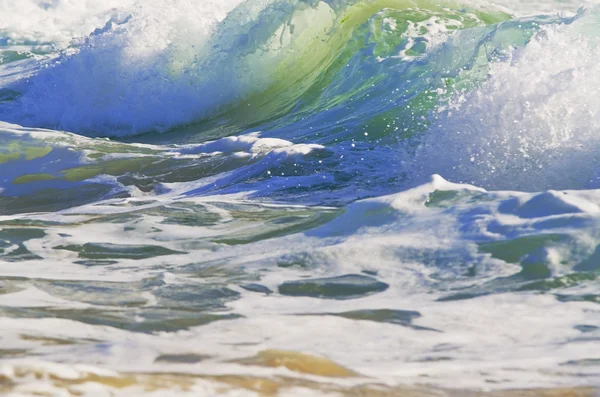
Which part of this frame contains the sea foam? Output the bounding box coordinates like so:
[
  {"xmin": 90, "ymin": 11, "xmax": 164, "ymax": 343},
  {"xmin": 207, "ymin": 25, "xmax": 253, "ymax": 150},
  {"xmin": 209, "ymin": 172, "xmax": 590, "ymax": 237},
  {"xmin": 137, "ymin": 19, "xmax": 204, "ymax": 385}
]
[{"xmin": 411, "ymin": 9, "xmax": 600, "ymax": 191}]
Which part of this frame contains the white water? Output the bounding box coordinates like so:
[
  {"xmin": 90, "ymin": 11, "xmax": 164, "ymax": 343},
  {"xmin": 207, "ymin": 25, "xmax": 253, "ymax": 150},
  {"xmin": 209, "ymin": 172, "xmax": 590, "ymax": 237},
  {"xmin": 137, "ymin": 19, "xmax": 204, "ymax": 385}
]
[
  {"xmin": 1, "ymin": 175, "xmax": 600, "ymax": 395},
  {"xmin": 412, "ymin": 9, "xmax": 600, "ymax": 191},
  {"xmin": 0, "ymin": 0, "xmax": 588, "ymax": 48},
  {"xmin": 2, "ymin": 0, "xmax": 259, "ymax": 135},
  {"xmin": 2, "ymin": 1, "xmax": 600, "ymax": 396}
]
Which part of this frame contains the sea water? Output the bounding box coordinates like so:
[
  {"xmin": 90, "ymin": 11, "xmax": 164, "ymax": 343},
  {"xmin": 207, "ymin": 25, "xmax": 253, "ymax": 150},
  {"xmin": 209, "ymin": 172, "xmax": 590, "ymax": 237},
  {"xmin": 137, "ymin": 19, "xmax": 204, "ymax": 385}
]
[{"xmin": 1, "ymin": 1, "xmax": 600, "ymax": 395}]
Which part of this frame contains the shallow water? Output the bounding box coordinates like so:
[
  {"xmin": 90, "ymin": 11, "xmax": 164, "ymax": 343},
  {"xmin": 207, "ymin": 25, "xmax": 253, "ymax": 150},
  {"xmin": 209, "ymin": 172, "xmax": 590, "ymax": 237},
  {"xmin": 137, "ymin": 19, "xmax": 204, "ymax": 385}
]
[{"xmin": 1, "ymin": 1, "xmax": 600, "ymax": 395}]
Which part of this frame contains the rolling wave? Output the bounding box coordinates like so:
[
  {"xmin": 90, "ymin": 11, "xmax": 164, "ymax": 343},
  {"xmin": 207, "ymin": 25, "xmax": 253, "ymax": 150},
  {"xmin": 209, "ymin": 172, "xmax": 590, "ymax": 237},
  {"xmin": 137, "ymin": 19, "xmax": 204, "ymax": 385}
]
[{"xmin": 0, "ymin": 0, "xmax": 509, "ymax": 136}]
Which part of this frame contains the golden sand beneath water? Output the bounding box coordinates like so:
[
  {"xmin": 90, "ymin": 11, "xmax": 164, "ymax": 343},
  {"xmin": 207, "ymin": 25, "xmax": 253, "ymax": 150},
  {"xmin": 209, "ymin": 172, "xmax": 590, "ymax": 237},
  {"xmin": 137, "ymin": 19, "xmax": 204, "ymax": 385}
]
[{"xmin": 1, "ymin": 350, "xmax": 596, "ymax": 396}]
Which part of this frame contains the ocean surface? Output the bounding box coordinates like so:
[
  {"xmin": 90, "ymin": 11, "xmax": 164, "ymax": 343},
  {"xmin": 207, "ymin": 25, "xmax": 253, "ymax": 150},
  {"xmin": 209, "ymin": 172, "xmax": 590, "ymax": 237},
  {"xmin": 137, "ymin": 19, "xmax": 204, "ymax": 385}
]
[{"xmin": 1, "ymin": 1, "xmax": 600, "ymax": 395}]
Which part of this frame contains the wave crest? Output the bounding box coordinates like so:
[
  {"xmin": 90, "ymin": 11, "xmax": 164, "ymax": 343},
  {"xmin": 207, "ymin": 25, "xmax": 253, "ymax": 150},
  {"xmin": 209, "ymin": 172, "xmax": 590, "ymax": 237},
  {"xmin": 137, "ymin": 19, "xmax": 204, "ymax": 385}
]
[{"xmin": 1, "ymin": 0, "xmax": 507, "ymax": 137}]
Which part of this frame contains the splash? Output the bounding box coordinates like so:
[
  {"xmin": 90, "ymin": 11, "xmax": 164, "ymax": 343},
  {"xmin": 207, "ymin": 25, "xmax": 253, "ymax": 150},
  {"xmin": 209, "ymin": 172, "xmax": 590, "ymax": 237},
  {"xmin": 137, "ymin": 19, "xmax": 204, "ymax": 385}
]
[{"xmin": 411, "ymin": 9, "xmax": 600, "ymax": 191}]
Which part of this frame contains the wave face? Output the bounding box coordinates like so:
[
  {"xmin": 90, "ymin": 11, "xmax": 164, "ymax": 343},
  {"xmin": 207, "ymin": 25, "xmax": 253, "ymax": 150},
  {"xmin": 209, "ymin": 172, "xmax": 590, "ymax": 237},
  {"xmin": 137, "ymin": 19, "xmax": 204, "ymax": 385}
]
[
  {"xmin": 2, "ymin": 1, "xmax": 600, "ymax": 396},
  {"xmin": 0, "ymin": 0, "xmax": 513, "ymax": 136}
]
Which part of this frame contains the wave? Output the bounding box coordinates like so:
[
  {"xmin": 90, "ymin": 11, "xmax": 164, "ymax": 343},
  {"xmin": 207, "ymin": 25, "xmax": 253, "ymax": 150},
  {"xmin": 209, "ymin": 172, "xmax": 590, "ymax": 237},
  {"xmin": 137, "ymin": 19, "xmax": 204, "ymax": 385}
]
[
  {"xmin": 0, "ymin": 0, "xmax": 509, "ymax": 136},
  {"xmin": 1, "ymin": 1, "xmax": 599, "ymax": 202}
]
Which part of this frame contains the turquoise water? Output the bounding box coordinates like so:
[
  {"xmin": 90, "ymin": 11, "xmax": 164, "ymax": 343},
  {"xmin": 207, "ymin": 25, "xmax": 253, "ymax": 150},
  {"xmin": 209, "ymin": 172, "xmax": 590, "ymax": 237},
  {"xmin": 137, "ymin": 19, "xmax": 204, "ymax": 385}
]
[{"xmin": 1, "ymin": 1, "xmax": 600, "ymax": 395}]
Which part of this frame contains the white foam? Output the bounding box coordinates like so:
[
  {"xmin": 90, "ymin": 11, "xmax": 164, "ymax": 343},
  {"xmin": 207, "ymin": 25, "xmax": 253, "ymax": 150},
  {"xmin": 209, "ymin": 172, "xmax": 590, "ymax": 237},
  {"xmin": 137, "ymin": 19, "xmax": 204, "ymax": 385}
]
[
  {"xmin": 412, "ymin": 9, "xmax": 600, "ymax": 191},
  {"xmin": 2, "ymin": 0, "xmax": 257, "ymax": 135},
  {"xmin": 177, "ymin": 134, "xmax": 294, "ymax": 155},
  {"xmin": 0, "ymin": 0, "xmax": 135, "ymax": 49},
  {"xmin": 0, "ymin": 0, "xmax": 590, "ymax": 51},
  {"xmin": 0, "ymin": 287, "xmax": 91, "ymax": 308},
  {"xmin": 1, "ymin": 175, "xmax": 600, "ymax": 392},
  {"xmin": 469, "ymin": 0, "xmax": 597, "ymax": 17}
]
